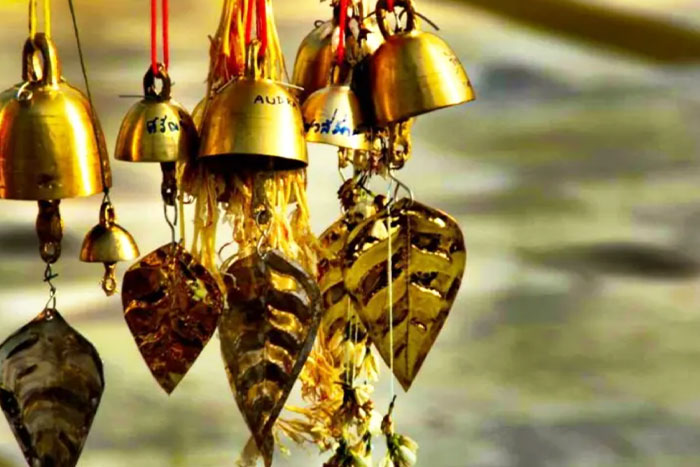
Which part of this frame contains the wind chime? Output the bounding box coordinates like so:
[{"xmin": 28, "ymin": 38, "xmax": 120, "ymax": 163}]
[
  {"xmin": 0, "ymin": 0, "xmax": 138, "ymax": 465},
  {"xmin": 0, "ymin": 0, "xmax": 472, "ymax": 465}
]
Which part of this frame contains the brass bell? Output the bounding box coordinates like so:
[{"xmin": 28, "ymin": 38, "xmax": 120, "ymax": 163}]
[
  {"xmin": 370, "ymin": 0, "xmax": 475, "ymax": 125},
  {"xmin": 302, "ymin": 67, "xmax": 370, "ymax": 151},
  {"xmin": 292, "ymin": 20, "xmax": 334, "ymax": 103},
  {"xmin": 0, "ymin": 33, "xmax": 109, "ymax": 200},
  {"xmin": 80, "ymin": 200, "xmax": 140, "ymax": 296},
  {"xmin": 115, "ymin": 65, "xmax": 198, "ymax": 164},
  {"xmin": 199, "ymin": 41, "xmax": 308, "ymax": 170}
]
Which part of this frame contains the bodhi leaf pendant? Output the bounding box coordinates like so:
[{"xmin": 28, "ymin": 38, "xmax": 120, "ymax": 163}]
[
  {"xmin": 0, "ymin": 308, "xmax": 104, "ymax": 467},
  {"xmin": 344, "ymin": 198, "xmax": 466, "ymax": 391},
  {"xmin": 220, "ymin": 249, "xmax": 322, "ymax": 467},
  {"xmin": 122, "ymin": 243, "xmax": 224, "ymax": 394}
]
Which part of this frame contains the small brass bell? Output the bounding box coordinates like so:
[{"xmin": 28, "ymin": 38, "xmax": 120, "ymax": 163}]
[
  {"xmin": 0, "ymin": 33, "xmax": 108, "ymax": 200},
  {"xmin": 80, "ymin": 201, "xmax": 140, "ymax": 296},
  {"xmin": 292, "ymin": 20, "xmax": 334, "ymax": 103},
  {"xmin": 199, "ymin": 41, "xmax": 307, "ymax": 170},
  {"xmin": 302, "ymin": 67, "xmax": 370, "ymax": 151},
  {"xmin": 115, "ymin": 66, "xmax": 198, "ymax": 164},
  {"xmin": 370, "ymin": 0, "xmax": 475, "ymax": 124}
]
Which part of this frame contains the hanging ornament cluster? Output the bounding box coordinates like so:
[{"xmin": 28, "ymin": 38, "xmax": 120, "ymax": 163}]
[
  {"xmin": 0, "ymin": 0, "xmax": 137, "ymax": 465},
  {"xmin": 0, "ymin": 0, "xmax": 471, "ymax": 465}
]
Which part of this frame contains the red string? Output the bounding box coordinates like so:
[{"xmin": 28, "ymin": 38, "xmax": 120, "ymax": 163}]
[
  {"xmin": 162, "ymin": 0, "xmax": 169, "ymax": 70},
  {"xmin": 244, "ymin": 0, "xmax": 254, "ymax": 46},
  {"xmin": 336, "ymin": 0, "xmax": 348, "ymax": 65},
  {"xmin": 151, "ymin": 0, "xmax": 157, "ymax": 73},
  {"xmin": 387, "ymin": 0, "xmax": 395, "ymax": 10},
  {"xmin": 256, "ymin": 0, "xmax": 267, "ymax": 58}
]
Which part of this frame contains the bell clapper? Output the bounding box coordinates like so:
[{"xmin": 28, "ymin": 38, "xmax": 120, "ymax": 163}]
[
  {"xmin": 36, "ymin": 200, "xmax": 63, "ymax": 264},
  {"xmin": 101, "ymin": 263, "xmax": 117, "ymax": 296}
]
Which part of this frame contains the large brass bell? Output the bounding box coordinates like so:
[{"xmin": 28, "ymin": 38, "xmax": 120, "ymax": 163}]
[
  {"xmin": 192, "ymin": 98, "xmax": 206, "ymax": 133},
  {"xmin": 199, "ymin": 41, "xmax": 307, "ymax": 170},
  {"xmin": 302, "ymin": 67, "xmax": 370, "ymax": 151},
  {"xmin": 370, "ymin": 0, "xmax": 475, "ymax": 124},
  {"xmin": 115, "ymin": 66, "xmax": 198, "ymax": 164},
  {"xmin": 80, "ymin": 200, "xmax": 140, "ymax": 296},
  {"xmin": 292, "ymin": 20, "xmax": 334, "ymax": 103},
  {"xmin": 0, "ymin": 33, "xmax": 109, "ymax": 200}
]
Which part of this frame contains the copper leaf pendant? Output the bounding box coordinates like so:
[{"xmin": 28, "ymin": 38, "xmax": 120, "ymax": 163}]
[
  {"xmin": 220, "ymin": 250, "xmax": 321, "ymax": 467},
  {"xmin": 344, "ymin": 199, "xmax": 466, "ymax": 391},
  {"xmin": 0, "ymin": 308, "xmax": 104, "ymax": 467},
  {"xmin": 122, "ymin": 243, "xmax": 224, "ymax": 394}
]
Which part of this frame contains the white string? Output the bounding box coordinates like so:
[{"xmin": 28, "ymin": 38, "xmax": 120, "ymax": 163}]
[{"xmin": 386, "ymin": 178, "xmax": 395, "ymax": 399}]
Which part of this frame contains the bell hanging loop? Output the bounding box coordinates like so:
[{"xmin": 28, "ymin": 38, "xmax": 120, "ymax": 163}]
[
  {"xmin": 369, "ymin": 0, "xmax": 475, "ymax": 125},
  {"xmin": 0, "ymin": 33, "xmax": 109, "ymax": 200}
]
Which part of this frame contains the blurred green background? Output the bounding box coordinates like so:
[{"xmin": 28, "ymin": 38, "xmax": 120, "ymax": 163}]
[{"xmin": 0, "ymin": 0, "xmax": 699, "ymax": 465}]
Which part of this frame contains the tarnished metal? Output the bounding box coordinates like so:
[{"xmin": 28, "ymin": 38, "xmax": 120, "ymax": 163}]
[
  {"xmin": 302, "ymin": 72, "xmax": 371, "ymax": 151},
  {"xmin": 122, "ymin": 243, "xmax": 224, "ymax": 394},
  {"xmin": 0, "ymin": 308, "xmax": 104, "ymax": 467},
  {"xmin": 115, "ymin": 65, "xmax": 198, "ymax": 164},
  {"xmin": 220, "ymin": 250, "xmax": 321, "ymax": 467},
  {"xmin": 192, "ymin": 98, "xmax": 206, "ymax": 132},
  {"xmin": 36, "ymin": 200, "xmax": 63, "ymax": 264},
  {"xmin": 344, "ymin": 198, "xmax": 466, "ymax": 391},
  {"xmin": 199, "ymin": 41, "xmax": 308, "ymax": 170},
  {"xmin": 80, "ymin": 200, "xmax": 140, "ymax": 295},
  {"xmin": 0, "ymin": 33, "xmax": 109, "ymax": 200},
  {"xmin": 370, "ymin": 0, "xmax": 475, "ymax": 124}
]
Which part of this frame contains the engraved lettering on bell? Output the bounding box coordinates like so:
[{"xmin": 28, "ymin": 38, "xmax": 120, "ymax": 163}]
[
  {"xmin": 122, "ymin": 243, "xmax": 224, "ymax": 394},
  {"xmin": 0, "ymin": 308, "xmax": 104, "ymax": 467},
  {"xmin": 344, "ymin": 199, "xmax": 466, "ymax": 391},
  {"xmin": 220, "ymin": 250, "xmax": 321, "ymax": 467}
]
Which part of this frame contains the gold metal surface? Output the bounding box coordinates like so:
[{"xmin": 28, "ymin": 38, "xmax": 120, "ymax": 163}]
[
  {"xmin": 0, "ymin": 308, "xmax": 104, "ymax": 467},
  {"xmin": 302, "ymin": 81, "xmax": 371, "ymax": 151},
  {"xmin": 122, "ymin": 243, "xmax": 224, "ymax": 394},
  {"xmin": 370, "ymin": 0, "xmax": 475, "ymax": 124},
  {"xmin": 80, "ymin": 200, "xmax": 140, "ymax": 295},
  {"xmin": 115, "ymin": 66, "xmax": 198, "ymax": 164},
  {"xmin": 220, "ymin": 250, "xmax": 321, "ymax": 467},
  {"xmin": 192, "ymin": 98, "xmax": 205, "ymax": 132},
  {"xmin": 199, "ymin": 42, "xmax": 308, "ymax": 170},
  {"xmin": 0, "ymin": 33, "xmax": 109, "ymax": 200},
  {"xmin": 344, "ymin": 198, "xmax": 466, "ymax": 391},
  {"xmin": 292, "ymin": 20, "xmax": 334, "ymax": 103}
]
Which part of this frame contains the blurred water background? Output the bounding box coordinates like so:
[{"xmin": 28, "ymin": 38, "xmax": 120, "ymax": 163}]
[{"xmin": 0, "ymin": 0, "xmax": 699, "ymax": 465}]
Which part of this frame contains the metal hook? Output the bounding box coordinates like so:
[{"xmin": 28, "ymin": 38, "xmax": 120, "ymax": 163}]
[
  {"xmin": 388, "ymin": 171, "xmax": 414, "ymax": 203},
  {"xmin": 43, "ymin": 263, "xmax": 58, "ymax": 310},
  {"xmin": 163, "ymin": 202, "xmax": 178, "ymax": 245}
]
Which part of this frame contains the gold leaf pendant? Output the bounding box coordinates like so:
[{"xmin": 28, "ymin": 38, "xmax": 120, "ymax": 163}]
[
  {"xmin": 220, "ymin": 249, "xmax": 322, "ymax": 467},
  {"xmin": 122, "ymin": 243, "xmax": 224, "ymax": 394},
  {"xmin": 344, "ymin": 199, "xmax": 466, "ymax": 391},
  {"xmin": 0, "ymin": 308, "xmax": 104, "ymax": 467}
]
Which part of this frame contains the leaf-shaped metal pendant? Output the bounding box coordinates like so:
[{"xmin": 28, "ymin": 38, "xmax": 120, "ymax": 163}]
[
  {"xmin": 122, "ymin": 243, "xmax": 224, "ymax": 394},
  {"xmin": 318, "ymin": 218, "xmax": 367, "ymax": 340},
  {"xmin": 0, "ymin": 308, "xmax": 104, "ymax": 467},
  {"xmin": 220, "ymin": 249, "xmax": 321, "ymax": 467},
  {"xmin": 344, "ymin": 199, "xmax": 466, "ymax": 391}
]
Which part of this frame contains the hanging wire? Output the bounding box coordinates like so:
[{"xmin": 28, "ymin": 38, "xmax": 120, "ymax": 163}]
[
  {"xmin": 67, "ymin": 0, "xmax": 111, "ymax": 196},
  {"xmin": 163, "ymin": 202, "xmax": 178, "ymax": 245},
  {"xmin": 43, "ymin": 263, "xmax": 58, "ymax": 310}
]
